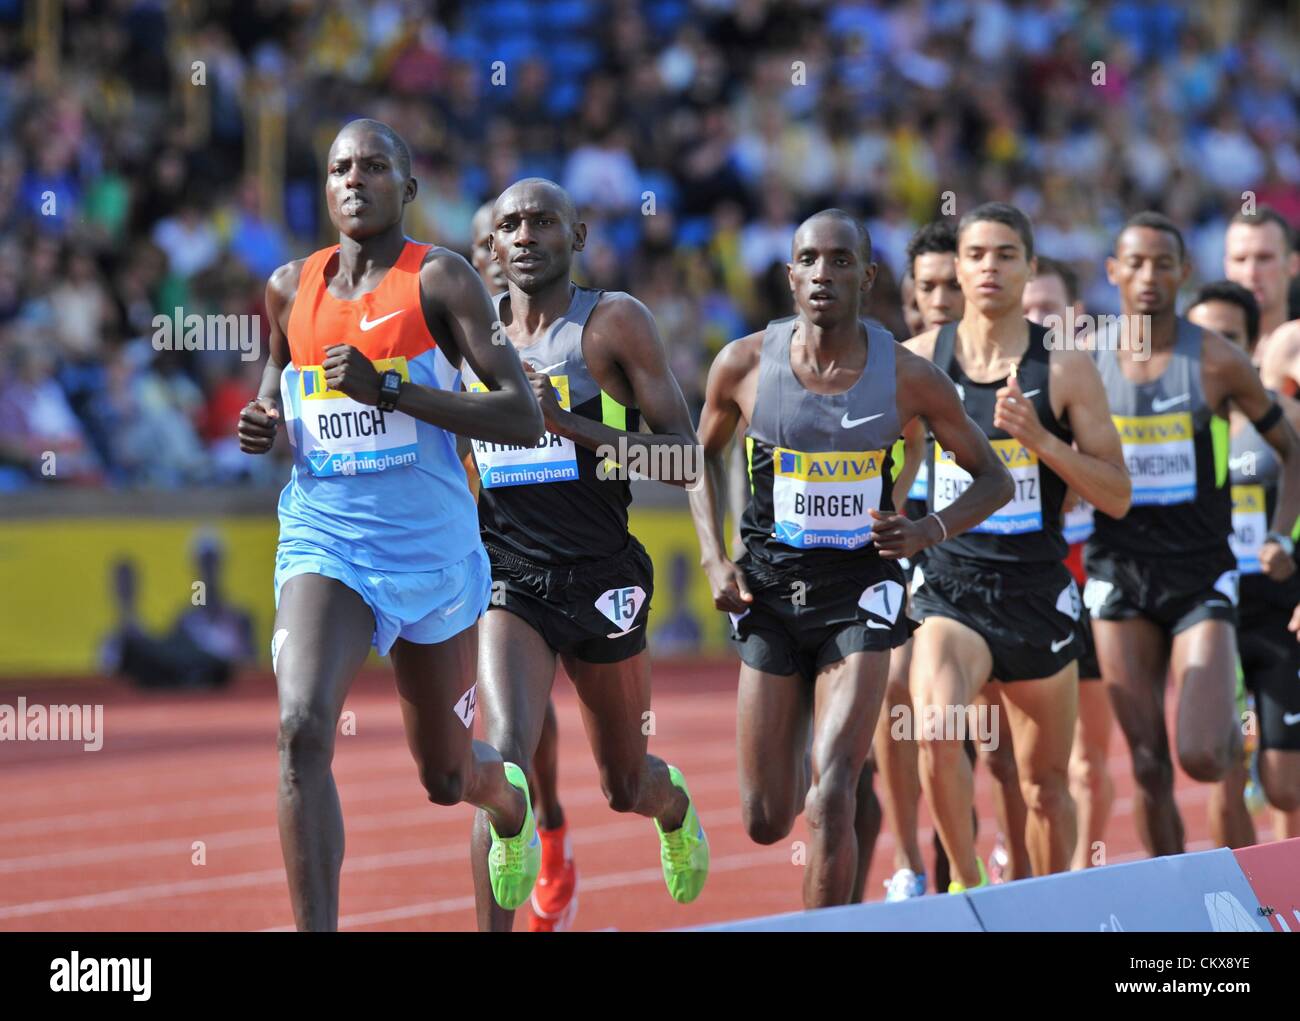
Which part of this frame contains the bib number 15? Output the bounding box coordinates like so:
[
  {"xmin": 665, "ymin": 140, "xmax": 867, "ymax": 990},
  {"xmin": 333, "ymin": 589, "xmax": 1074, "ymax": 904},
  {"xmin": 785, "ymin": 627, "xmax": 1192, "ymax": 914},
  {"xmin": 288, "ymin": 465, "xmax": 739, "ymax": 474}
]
[{"xmin": 596, "ymin": 585, "xmax": 647, "ymax": 630}]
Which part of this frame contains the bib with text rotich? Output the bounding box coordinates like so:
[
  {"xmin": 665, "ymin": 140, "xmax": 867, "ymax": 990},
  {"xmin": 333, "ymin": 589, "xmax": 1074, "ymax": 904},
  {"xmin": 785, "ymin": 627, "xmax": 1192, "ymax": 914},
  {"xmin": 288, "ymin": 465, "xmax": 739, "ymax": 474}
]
[
  {"xmin": 1229, "ymin": 484, "xmax": 1266, "ymax": 575},
  {"xmin": 771, "ymin": 447, "xmax": 885, "ymax": 550},
  {"xmin": 1113, "ymin": 412, "xmax": 1195, "ymax": 505},
  {"xmin": 299, "ymin": 356, "xmax": 419, "ymax": 477},
  {"xmin": 468, "ymin": 376, "xmax": 579, "ymax": 487},
  {"xmin": 932, "ymin": 439, "xmax": 1042, "ymax": 534}
]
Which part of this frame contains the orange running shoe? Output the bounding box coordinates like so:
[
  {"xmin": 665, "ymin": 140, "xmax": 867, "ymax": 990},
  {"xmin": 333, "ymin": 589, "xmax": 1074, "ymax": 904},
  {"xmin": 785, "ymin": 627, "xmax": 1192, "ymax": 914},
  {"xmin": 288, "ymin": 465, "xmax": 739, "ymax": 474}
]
[{"xmin": 528, "ymin": 823, "xmax": 577, "ymax": 932}]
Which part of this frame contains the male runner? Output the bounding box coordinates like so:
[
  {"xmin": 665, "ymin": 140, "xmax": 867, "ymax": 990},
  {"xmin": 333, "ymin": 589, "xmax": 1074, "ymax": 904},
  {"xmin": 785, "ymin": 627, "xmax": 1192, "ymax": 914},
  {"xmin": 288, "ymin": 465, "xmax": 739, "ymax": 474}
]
[
  {"xmin": 1186, "ymin": 281, "xmax": 1300, "ymax": 843},
  {"xmin": 878, "ymin": 220, "xmax": 1000, "ymax": 899},
  {"xmin": 899, "ymin": 269, "xmax": 925, "ymax": 338},
  {"xmin": 468, "ymin": 200, "xmax": 577, "ymax": 930},
  {"xmin": 1023, "ymin": 254, "xmax": 1117, "ymax": 871},
  {"xmin": 1086, "ymin": 212, "xmax": 1300, "ymax": 857},
  {"xmin": 237, "ymin": 120, "xmax": 545, "ymax": 930},
  {"xmin": 908, "ymin": 203, "xmax": 1131, "ymax": 889},
  {"xmin": 691, "ymin": 208, "xmax": 1013, "ymax": 908},
  {"xmin": 464, "ymin": 178, "xmax": 708, "ymax": 932},
  {"xmin": 1224, "ymin": 208, "xmax": 1300, "ymax": 394}
]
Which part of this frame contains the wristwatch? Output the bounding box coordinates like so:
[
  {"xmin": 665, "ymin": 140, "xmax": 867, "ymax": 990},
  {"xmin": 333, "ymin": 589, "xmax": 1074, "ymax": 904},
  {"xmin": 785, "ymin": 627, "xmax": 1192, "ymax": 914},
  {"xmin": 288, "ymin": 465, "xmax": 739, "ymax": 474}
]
[
  {"xmin": 1264, "ymin": 531, "xmax": 1295, "ymax": 557},
  {"xmin": 377, "ymin": 370, "xmax": 402, "ymax": 412}
]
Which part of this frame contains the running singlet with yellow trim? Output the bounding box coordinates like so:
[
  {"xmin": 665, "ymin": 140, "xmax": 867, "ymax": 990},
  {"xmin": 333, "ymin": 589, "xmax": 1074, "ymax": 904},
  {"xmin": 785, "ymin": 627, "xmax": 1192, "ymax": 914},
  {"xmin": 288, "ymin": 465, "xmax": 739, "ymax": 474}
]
[
  {"xmin": 739, "ymin": 316, "xmax": 903, "ymax": 568},
  {"xmin": 1089, "ymin": 317, "xmax": 1231, "ymax": 557},
  {"xmin": 926, "ymin": 319, "xmax": 1072, "ymax": 564},
  {"xmin": 461, "ymin": 284, "xmax": 642, "ymax": 565},
  {"xmin": 277, "ymin": 239, "xmax": 481, "ymax": 572}
]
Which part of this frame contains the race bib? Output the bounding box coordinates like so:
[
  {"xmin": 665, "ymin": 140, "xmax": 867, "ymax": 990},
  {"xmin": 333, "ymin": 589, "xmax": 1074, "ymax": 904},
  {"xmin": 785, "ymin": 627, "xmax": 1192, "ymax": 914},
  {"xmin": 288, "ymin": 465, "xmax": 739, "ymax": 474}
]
[
  {"xmin": 469, "ymin": 376, "xmax": 579, "ymax": 488},
  {"xmin": 1113, "ymin": 412, "xmax": 1195, "ymax": 505},
  {"xmin": 299, "ymin": 357, "xmax": 419, "ymax": 477},
  {"xmin": 1063, "ymin": 500, "xmax": 1095, "ymax": 545},
  {"xmin": 771, "ymin": 448, "xmax": 885, "ymax": 549},
  {"xmin": 1229, "ymin": 484, "xmax": 1266, "ymax": 575},
  {"xmin": 932, "ymin": 439, "xmax": 1042, "ymax": 534},
  {"xmin": 907, "ymin": 460, "xmax": 928, "ymax": 502}
]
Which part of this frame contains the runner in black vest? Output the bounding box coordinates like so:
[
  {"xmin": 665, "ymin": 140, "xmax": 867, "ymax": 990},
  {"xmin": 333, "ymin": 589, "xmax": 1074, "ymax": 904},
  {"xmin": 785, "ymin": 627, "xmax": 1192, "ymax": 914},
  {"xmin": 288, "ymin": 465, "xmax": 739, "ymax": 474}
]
[
  {"xmin": 1022, "ymin": 254, "xmax": 1117, "ymax": 872},
  {"xmin": 690, "ymin": 209, "xmax": 1012, "ymax": 909},
  {"xmin": 467, "ymin": 199, "xmax": 576, "ymax": 931},
  {"xmin": 907, "ymin": 203, "xmax": 1131, "ymax": 889},
  {"xmin": 880, "ymin": 220, "xmax": 990, "ymax": 899},
  {"xmin": 1086, "ymin": 212, "xmax": 1300, "ymax": 858},
  {"xmin": 1186, "ymin": 282, "xmax": 1300, "ymax": 845},
  {"xmin": 465, "ymin": 179, "xmax": 709, "ymax": 931}
]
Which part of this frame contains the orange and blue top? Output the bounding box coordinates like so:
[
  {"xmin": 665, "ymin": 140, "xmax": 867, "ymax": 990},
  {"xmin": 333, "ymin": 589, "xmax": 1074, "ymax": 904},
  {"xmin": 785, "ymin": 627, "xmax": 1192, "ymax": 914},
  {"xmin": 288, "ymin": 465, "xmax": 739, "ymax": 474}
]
[{"xmin": 277, "ymin": 239, "xmax": 481, "ymax": 572}]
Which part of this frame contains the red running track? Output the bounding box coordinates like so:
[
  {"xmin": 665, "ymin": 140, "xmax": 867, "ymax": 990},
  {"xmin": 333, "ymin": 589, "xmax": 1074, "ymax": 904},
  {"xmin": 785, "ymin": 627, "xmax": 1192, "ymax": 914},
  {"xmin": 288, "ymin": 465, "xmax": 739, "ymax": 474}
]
[{"xmin": 0, "ymin": 660, "xmax": 1256, "ymax": 931}]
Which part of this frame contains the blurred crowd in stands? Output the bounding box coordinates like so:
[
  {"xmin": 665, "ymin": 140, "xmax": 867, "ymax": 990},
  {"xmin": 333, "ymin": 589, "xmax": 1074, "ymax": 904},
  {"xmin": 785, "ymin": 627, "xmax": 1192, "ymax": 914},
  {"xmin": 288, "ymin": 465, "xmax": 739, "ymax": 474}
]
[{"xmin": 1, "ymin": 0, "xmax": 1298, "ymax": 488}]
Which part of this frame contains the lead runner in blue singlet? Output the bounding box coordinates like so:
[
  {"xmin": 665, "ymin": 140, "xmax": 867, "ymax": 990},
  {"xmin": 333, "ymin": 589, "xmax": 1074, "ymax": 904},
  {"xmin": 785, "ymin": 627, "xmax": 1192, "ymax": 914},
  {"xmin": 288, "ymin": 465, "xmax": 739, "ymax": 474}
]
[{"xmin": 237, "ymin": 120, "xmax": 545, "ymax": 931}]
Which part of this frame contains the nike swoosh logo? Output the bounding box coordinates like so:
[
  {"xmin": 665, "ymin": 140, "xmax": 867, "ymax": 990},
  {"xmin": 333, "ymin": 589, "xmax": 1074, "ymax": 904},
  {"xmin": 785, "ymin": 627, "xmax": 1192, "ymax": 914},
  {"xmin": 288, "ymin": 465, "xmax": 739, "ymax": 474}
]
[
  {"xmin": 1151, "ymin": 394, "xmax": 1189, "ymax": 412},
  {"xmin": 842, "ymin": 412, "xmax": 885, "ymax": 428},
  {"xmin": 359, "ymin": 310, "xmax": 403, "ymax": 331},
  {"xmin": 1021, "ymin": 389, "xmax": 1041, "ymax": 398},
  {"xmin": 606, "ymin": 624, "xmax": 642, "ymax": 639},
  {"xmin": 540, "ymin": 361, "xmax": 566, "ymax": 375},
  {"xmin": 442, "ymin": 597, "xmax": 468, "ymax": 617},
  {"xmin": 1051, "ymin": 634, "xmax": 1074, "ymax": 653},
  {"xmin": 865, "ymin": 619, "xmax": 891, "ymax": 630},
  {"xmin": 1284, "ymin": 711, "xmax": 1300, "ymax": 726}
]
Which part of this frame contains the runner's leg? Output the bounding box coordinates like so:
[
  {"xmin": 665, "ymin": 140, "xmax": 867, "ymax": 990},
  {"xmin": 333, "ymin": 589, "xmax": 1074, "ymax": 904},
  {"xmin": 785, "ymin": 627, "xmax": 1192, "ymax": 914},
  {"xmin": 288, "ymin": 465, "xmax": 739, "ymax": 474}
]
[{"xmin": 274, "ymin": 574, "xmax": 376, "ymax": 931}]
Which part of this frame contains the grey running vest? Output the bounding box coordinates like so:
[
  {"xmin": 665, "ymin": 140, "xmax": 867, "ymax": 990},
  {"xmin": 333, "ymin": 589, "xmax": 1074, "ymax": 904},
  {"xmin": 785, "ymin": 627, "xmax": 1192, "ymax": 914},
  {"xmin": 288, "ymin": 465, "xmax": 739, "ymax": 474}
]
[
  {"xmin": 740, "ymin": 316, "xmax": 903, "ymax": 567},
  {"xmin": 463, "ymin": 284, "xmax": 641, "ymax": 564},
  {"xmin": 1089, "ymin": 316, "xmax": 1231, "ymax": 557}
]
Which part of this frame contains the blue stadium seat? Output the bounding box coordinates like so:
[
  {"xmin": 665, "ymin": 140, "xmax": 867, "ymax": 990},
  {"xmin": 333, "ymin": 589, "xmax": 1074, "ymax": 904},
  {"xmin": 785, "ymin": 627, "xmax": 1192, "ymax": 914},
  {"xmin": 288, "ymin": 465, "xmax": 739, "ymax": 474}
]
[
  {"xmin": 638, "ymin": 170, "xmax": 678, "ymax": 214},
  {"xmin": 547, "ymin": 0, "xmax": 597, "ymax": 32},
  {"xmin": 675, "ymin": 215, "xmax": 713, "ymax": 248},
  {"xmin": 547, "ymin": 40, "xmax": 600, "ymax": 79},
  {"xmin": 644, "ymin": 0, "xmax": 689, "ymax": 37}
]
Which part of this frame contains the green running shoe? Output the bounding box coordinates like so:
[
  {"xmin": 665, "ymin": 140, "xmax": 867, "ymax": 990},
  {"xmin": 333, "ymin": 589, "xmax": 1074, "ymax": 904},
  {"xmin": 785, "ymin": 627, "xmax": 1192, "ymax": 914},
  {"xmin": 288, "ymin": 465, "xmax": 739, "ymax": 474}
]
[
  {"xmin": 655, "ymin": 765, "xmax": 709, "ymax": 904},
  {"xmin": 947, "ymin": 856, "xmax": 989, "ymax": 894},
  {"xmin": 487, "ymin": 762, "xmax": 541, "ymax": 911}
]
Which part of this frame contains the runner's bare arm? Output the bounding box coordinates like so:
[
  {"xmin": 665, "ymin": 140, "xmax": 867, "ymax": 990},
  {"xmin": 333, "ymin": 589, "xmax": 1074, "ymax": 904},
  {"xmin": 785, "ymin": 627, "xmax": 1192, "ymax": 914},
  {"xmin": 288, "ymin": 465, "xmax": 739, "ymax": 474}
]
[
  {"xmin": 892, "ymin": 417, "xmax": 925, "ymax": 510},
  {"xmin": 1210, "ymin": 332, "xmax": 1300, "ymax": 573},
  {"xmin": 238, "ymin": 260, "xmax": 302, "ymax": 454},
  {"xmin": 1259, "ymin": 320, "xmax": 1300, "ymax": 396},
  {"xmin": 689, "ymin": 334, "xmax": 761, "ymax": 612},
  {"xmin": 318, "ymin": 251, "xmax": 542, "ymax": 446},
  {"xmin": 531, "ymin": 293, "xmax": 700, "ymax": 489},
  {"xmin": 994, "ymin": 348, "xmax": 1130, "ymax": 519}
]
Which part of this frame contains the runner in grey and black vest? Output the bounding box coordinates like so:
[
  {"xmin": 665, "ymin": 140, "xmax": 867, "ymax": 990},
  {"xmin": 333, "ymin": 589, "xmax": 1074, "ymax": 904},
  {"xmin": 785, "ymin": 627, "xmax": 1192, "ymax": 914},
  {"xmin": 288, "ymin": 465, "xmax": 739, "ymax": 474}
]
[{"xmin": 740, "ymin": 315, "xmax": 904, "ymax": 569}]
